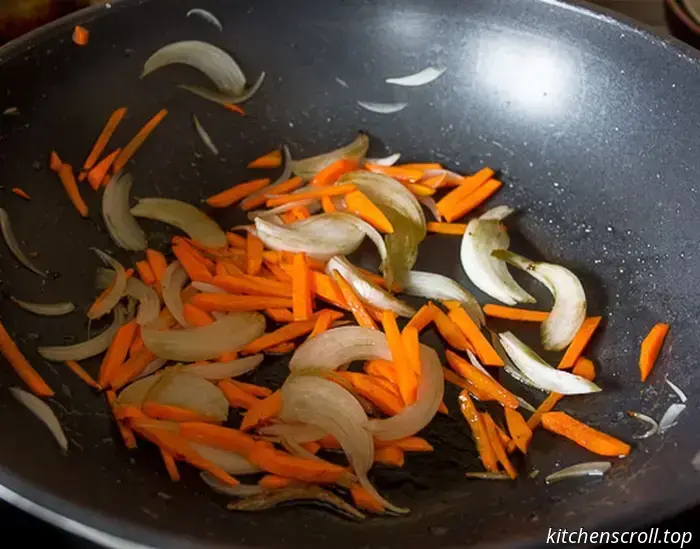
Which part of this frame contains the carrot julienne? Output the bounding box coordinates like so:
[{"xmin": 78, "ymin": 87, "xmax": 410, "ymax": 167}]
[
  {"xmin": 504, "ymin": 408, "xmax": 533, "ymax": 454},
  {"xmin": 541, "ymin": 411, "xmax": 631, "ymax": 457},
  {"xmin": 374, "ymin": 445, "xmax": 405, "ymax": 467},
  {"xmin": 458, "ymin": 390, "xmax": 498, "ymax": 472},
  {"xmin": 446, "ymin": 350, "xmax": 518, "ymax": 409},
  {"xmin": 433, "ymin": 305, "xmax": 473, "ymax": 351},
  {"xmin": 72, "ymin": 25, "xmax": 89, "ymax": 46},
  {"xmin": 483, "ymin": 304, "xmax": 549, "ymax": 322},
  {"xmin": 143, "ymin": 402, "xmax": 220, "ymax": 424},
  {"xmin": 482, "ymin": 413, "xmax": 517, "ymax": 479},
  {"xmin": 321, "ymin": 195, "xmax": 337, "ymax": 213},
  {"xmin": 113, "ymin": 109, "xmax": 168, "ymax": 173},
  {"xmin": 240, "ymin": 391, "xmax": 282, "ymax": 431},
  {"xmin": 436, "ymin": 167, "xmax": 494, "ymax": 215},
  {"xmin": 49, "ymin": 151, "xmax": 62, "ymax": 172},
  {"xmin": 145, "ymin": 249, "xmax": 168, "ymax": 282},
  {"xmin": 182, "ymin": 303, "xmax": 214, "ymax": 327},
  {"xmin": 332, "ymin": 271, "xmax": 376, "ymax": 329},
  {"xmin": 639, "ymin": 322, "xmax": 669, "ymax": 382},
  {"xmin": 190, "ymin": 293, "xmax": 293, "ymax": 312},
  {"xmin": 248, "ymin": 149, "xmax": 282, "ymax": 169},
  {"xmin": 84, "ymin": 107, "xmax": 127, "ymax": 171},
  {"xmin": 442, "ymin": 179, "xmax": 503, "ymax": 222},
  {"xmin": 241, "ymin": 318, "xmax": 318, "ymax": 355},
  {"xmin": 344, "ymin": 190, "xmax": 394, "ymax": 233},
  {"xmin": 381, "ymin": 310, "xmax": 417, "ymax": 405},
  {"xmin": 264, "ymin": 308, "xmax": 295, "ymax": 323},
  {"xmin": 223, "ymin": 103, "xmax": 246, "ymax": 116},
  {"xmin": 292, "ymin": 253, "xmax": 313, "ymax": 321},
  {"xmin": 206, "ymin": 178, "xmax": 270, "ymax": 208},
  {"xmin": 178, "ymin": 422, "xmax": 256, "ymax": 456},
  {"xmin": 160, "ymin": 448, "xmax": 181, "ymax": 482},
  {"xmin": 135, "ymin": 260, "xmax": 156, "ymax": 285},
  {"xmin": 557, "ymin": 316, "xmax": 602, "ymax": 369},
  {"xmin": 106, "ymin": 390, "xmax": 137, "ymax": 449},
  {"xmin": 58, "ymin": 164, "xmax": 88, "ymax": 217},
  {"xmin": 266, "ymin": 184, "xmax": 357, "ymax": 208},
  {"xmin": 64, "ymin": 360, "xmax": 101, "ymax": 390},
  {"xmin": 99, "ymin": 319, "xmax": 138, "ymax": 387},
  {"xmin": 364, "ymin": 164, "xmax": 424, "ymax": 182},
  {"xmin": 11, "ymin": 187, "xmax": 31, "ymax": 200},
  {"xmin": 404, "ymin": 303, "xmax": 437, "ymax": 333},
  {"xmin": 448, "ymin": 305, "xmax": 503, "ymax": 366},
  {"xmin": 426, "ymin": 222, "xmax": 467, "ymax": 235},
  {"xmin": 247, "ymin": 232, "xmax": 264, "ymax": 276},
  {"xmin": 310, "ymin": 158, "xmax": 360, "ymax": 187}
]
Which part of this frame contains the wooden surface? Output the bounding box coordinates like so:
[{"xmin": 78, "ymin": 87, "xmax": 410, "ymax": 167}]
[{"xmin": 592, "ymin": 0, "xmax": 668, "ymax": 34}]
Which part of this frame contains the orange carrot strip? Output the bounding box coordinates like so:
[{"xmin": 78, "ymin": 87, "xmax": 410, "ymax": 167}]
[
  {"xmin": 338, "ymin": 372, "xmax": 404, "ymax": 416},
  {"xmin": 280, "ymin": 211, "xmax": 296, "ymax": 224},
  {"xmin": 113, "ymin": 109, "xmax": 168, "ymax": 173},
  {"xmin": 173, "ymin": 243, "xmax": 213, "ymax": 283},
  {"xmin": 401, "ymin": 326, "xmax": 422, "ymax": 377},
  {"xmin": 350, "ymin": 484, "xmax": 384, "ymax": 513},
  {"xmin": 344, "ymin": 190, "xmax": 394, "ymax": 233},
  {"xmin": 331, "ymin": 271, "xmax": 374, "ymax": 328},
  {"xmin": 573, "ymin": 356, "xmax": 596, "ymax": 381},
  {"xmin": 436, "ymin": 167, "xmax": 494, "ymax": 215},
  {"xmin": 259, "ymin": 474, "xmax": 294, "ymax": 489},
  {"xmin": 246, "ymin": 232, "xmax": 264, "ymax": 275},
  {"xmin": 483, "ymin": 304, "xmax": 549, "ymax": 322},
  {"xmin": 231, "ymin": 380, "xmax": 273, "ymax": 398},
  {"xmin": 310, "ymin": 271, "xmax": 348, "ymax": 309},
  {"xmin": 218, "ymin": 379, "xmax": 260, "ymax": 409},
  {"xmin": 240, "ymin": 391, "xmax": 282, "ymax": 431},
  {"xmin": 105, "ymin": 390, "xmax": 137, "ymax": 449},
  {"xmin": 248, "ymin": 149, "xmax": 282, "ymax": 169},
  {"xmin": 310, "ymin": 158, "xmax": 360, "ymax": 187},
  {"xmin": 57, "ymin": 164, "xmax": 88, "ymax": 217},
  {"xmin": 420, "ymin": 173, "xmax": 448, "ymax": 189},
  {"xmin": 505, "ymin": 408, "xmax": 532, "ymax": 454},
  {"xmin": 384, "ymin": 437, "xmax": 434, "ymax": 452},
  {"xmin": 263, "ymin": 309, "xmax": 294, "ymax": 324},
  {"xmin": 374, "ymin": 446, "xmax": 405, "ymax": 467},
  {"xmin": 146, "ymin": 249, "xmax": 167, "ymax": 282},
  {"xmin": 364, "ymin": 359, "xmax": 397, "ymax": 380},
  {"xmin": 87, "ymin": 148, "xmax": 121, "ymax": 190},
  {"xmin": 160, "ymin": 448, "xmax": 181, "ymax": 482},
  {"xmin": 143, "ymin": 402, "xmax": 220, "ymax": 424},
  {"xmin": 49, "ymin": 151, "xmax": 63, "ymax": 172},
  {"xmin": 448, "ymin": 306, "xmax": 503, "ymax": 366},
  {"xmin": 541, "ymin": 411, "xmax": 631, "ymax": 457},
  {"xmin": 248, "ymin": 442, "xmax": 347, "ymax": 484},
  {"xmin": 442, "ymin": 179, "xmax": 503, "ymax": 222},
  {"xmin": 135, "ymin": 260, "xmax": 156, "ymax": 285},
  {"xmin": 557, "ymin": 317, "xmax": 602, "ymax": 370},
  {"xmin": 321, "ymin": 195, "xmax": 337, "ymax": 213},
  {"xmin": 639, "ymin": 322, "xmax": 669, "ymax": 382},
  {"xmin": 226, "ymin": 232, "xmax": 247, "ymax": 248},
  {"xmin": 458, "ymin": 390, "xmax": 498, "ymax": 472},
  {"xmin": 110, "ymin": 348, "xmax": 156, "ymax": 390},
  {"xmin": 381, "ymin": 310, "xmax": 416, "ymax": 405},
  {"xmin": 98, "ymin": 319, "xmax": 138, "ymax": 387},
  {"xmin": 178, "ymin": 422, "xmax": 256, "ymax": 456},
  {"xmin": 182, "ymin": 303, "xmax": 214, "ymax": 327},
  {"xmin": 444, "ymin": 367, "xmax": 494, "ymax": 402},
  {"xmin": 177, "ymin": 237, "xmax": 216, "ymax": 269},
  {"xmin": 223, "ymin": 103, "xmax": 246, "ymax": 116},
  {"xmin": 365, "ymin": 164, "xmax": 423, "ymax": 182},
  {"xmin": 309, "ymin": 309, "xmax": 335, "ymax": 338},
  {"xmin": 64, "ymin": 360, "xmax": 101, "ymax": 390},
  {"xmin": 404, "ymin": 303, "xmax": 438, "ymax": 333},
  {"xmin": 492, "ymin": 419, "xmax": 516, "ymax": 453},
  {"xmin": 212, "ymin": 274, "xmax": 292, "ymax": 297},
  {"xmin": 11, "ymin": 187, "xmax": 31, "ymax": 200},
  {"xmin": 482, "ymin": 413, "xmax": 517, "ymax": 479},
  {"xmin": 292, "ymin": 253, "xmax": 313, "ymax": 321},
  {"xmin": 265, "ymin": 342, "xmax": 297, "ymax": 354},
  {"xmin": 72, "ymin": 25, "xmax": 89, "ymax": 46},
  {"xmin": 426, "ymin": 221, "xmax": 467, "ymax": 235},
  {"xmin": 403, "ymin": 183, "xmax": 435, "ymax": 197},
  {"xmin": 266, "ymin": 184, "xmax": 357, "ymax": 208},
  {"xmin": 190, "ymin": 293, "xmax": 293, "ymax": 312},
  {"xmin": 291, "ymin": 206, "xmax": 311, "ymax": 221},
  {"xmin": 264, "ymin": 261, "xmax": 293, "ymax": 283},
  {"xmin": 240, "ymin": 319, "xmax": 317, "ymax": 355},
  {"xmin": 433, "ymin": 305, "xmax": 473, "ymax": 351},
  {"xmin": 446, "ymin": 350, "xmax": 518, "ymax": 409},
  {"xmin": 240, "ymin": 176, "xmax": 304, "ymax": 210},
  {"xmin": 399, "ymin": 163, "xmax": 443, "ymax": 171},
  {"xmin": 206, "ymin": 178, "xmax": 270, "ymax": 208},
  {"xmin": 129, "ymin": 328, "xmax": 144, "ymax": 356},
  {"xmin": 353, "ymin": 266, "xmax": 398, "ymax": 291},
  {"xmin": 83, "ymin": 108, "xmax": 126, "ymax": 170}
]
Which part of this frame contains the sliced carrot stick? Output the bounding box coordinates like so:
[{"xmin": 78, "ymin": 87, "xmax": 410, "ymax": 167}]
[
  {"xmin": 83, "ymin": 107, "xmax": 126, "ymax": 170},
  {"xmin": 381, "ymin": 310, "xmax": 417, "ymax": 405},
  {"xmin": 248, "ymin": 442, "xmax": 348, "ymax": 484},
  {"xmin": 218, "ymin": 379, "xmax": 260, "ymax": 409},
  {"xmin": 129, "ymin": 328, "xmax": 144, "ymax": 356},
  {"xmin": 310, "ymin": 158, "xmax": 360, "ymax": 187},
  {"xmin": 190, "ymin": 293, "xmax": 293, "ymax": 312},
  {"xmin": 482, "ymin": 413, "xmax": 517, "ymax": 479},
  {"xmin": 426, "ymin": 221, "xmax": 467, "ymax": 235},
  {"xmin": 448, "ymin": 306, "xmax": 504, "ymax": 366},
  {"xmin": 399, "ymin": 163, "xmax": 443, "ymax": 171},
  {"xmin": 57, "ymin": 164, "xmax": 88, "ymax": 217},
  {"xmin": 64, "ymin": 360, "xmax": 101, "ymax": 390},
  {"xmin": 113, "ymin": 109, "xmax": 168, "ymax": 173},
  {"xmin": 420, "ymin": 173, "xmax": 448, "ymax": 189},
  {"xmin": 146, "ymin": 249, "xmax": 167, "ymax": 282},
  {"xmin": 321, "ymin": 195, "xmax": 337, "ymax": 213},
  {"xmin": 110, "ymin": 348, "xmax": 156, "ymax": 391},
  {"xmin": 433, "ymin": 305, "xmax": 473, "ymax": 351},
  {"xmin": 444, "ymin": 367, "xmax": 494, "ymax": 402},
  {"xmin": 383, "ymin": 436, "xmax": 434, "ymax": 452},
  {"xmin": 105, "ymin": 390, "xmax": 137, "ymax": 449},
  {"xmin": 554, "ymin": 317, "xmax": 601, "ymax": 369},
  {"xmin": 173, "ymin": 242, "xmax": 213, "ymax": 283},
  {"xmin": 309, "ymin": 309, "xmax": 335, "ymax": 338},
  {"xmin": 639, "ymin": 322, "xmax": 669, "ymax": 382},
  {"xmin": 265, "ymin": 342, "xmax": 297, "ymax": 354},
  {"xmin": 374, "ymin": 446, "xmax": 405, "ymax": 467},
  {"xmin": 436, "ymin": 167, "xmax": 494, "ymax": 216},
  {"xmin": 338, "ymin": 372, "xmax": 404, "ymax": 416},
  {"xmin": 458, "ymin": 390, "xmax": 498, "ymax": 473},
  {"xmin": 240, "ymin": 391, "xmax": 282, "ymax": 431},
  {"xmin": 344, "ymin": 190, "xmax": 394, "ymax": 233},
  {"xmin": 446, "ymin": 350, "xmax": 518, "ymax": 409},
  {"xmin": 292, "ymin": 253, "xmax": 313, "ymax": 321},
  {"xmin": 98, "ymin": 319, "xmax": 138, "ymax": 387},
  {"xmin": 206, "ymin": 178, "xmax": 270, "ymax": 208},
  {"xmin": 404, "ymin": 183, "xmax": 435, "ymax": 197},
  {"xmin": 217, "ymin": 351, "xmax": 238, "ymax": 363},
  {"xmin": 365, "ymin": 164, "xmax": 423, "ymax": 182},
  {"xmin": 332, "ymin": 271, "xmax": 376, "ymax": 329},
  {"xmin": 248, "ymin": 149, "xmax": 282, "ymax": 169},
  {"xmin": 135, "ymin": 260, "xmax": 156, "ymax": 285},
  {"xmin": 364, "ymin": 358, "xmax": 398, "ymax": 380},
  {"xmin": 176, "ymin": 237, "xmax": 216, "ymax": 269},
  {"xmin": 265, "ymin": 260, "xmax": 293, "ymax": 282},
  {"xmin": 541, "ymin": 411, "xmax": 631, "ymax": 457},
  {"xmin": 160, "ymin": 448, "xmax": 181, "ymax": 482},
  {"xmin": 266, "ymin": 184, "xmax": 357, "ymax": 208},
  {"xmin": 442, "ymin": 179, "xmax": 503, "ymax": 222},
  {"xmin": 223, "ymin": 103, "xmax": 246, "ymax": 116},
  {"xmin": 87, "ymin": 148, "xmax": 121, "ymax": 190},
  {"xmin": 492, "ymin": 419, "xmax": 516, "ymax": 453},
  {"xmin": 240, "ymin": 318, "xmax": 317, "ymax": 355},
  {"xmin": 483, "ymin": 304, "xmax": 549, "ymax": 322},
  {"xmin": 49, "ymin": 150, "xmax": 63, "ymax": 172},
  {"xmin": 573, "ymin": 356, "xmax": 596, "ymax": 381},
  {"xmin": 291, "ymin": 206, "xmax": 311, "ymax": 221},
  {"xmin": 231, "ymin": 380, "xmax": 273, "ymax": 398},
  {"xmin": 239, "ymin": 176, "xmax": 304, "ymax": 210},
  {"xmin": 212, "ymin": 274, "xmax": 292, "ymax": 297},
  {"xmin": 404, "ymin": 303, "xmax": 438, "ymax": 333},
  {"xmin": 178, "ymin": 422, "xmax": 256, "ymax": 456},
  {"xmin": 265, "ymin": 308, "xmax": 295, "ymax": 323},
  {"xmin": 259, "ymin": 474, "xmax": 294, "ymax": 489},
  {"xmin": 505, "ymin": 408, "xmax": 533, "ymax": 454},
  {"xmin": 246, "ymin": 232, "xmax": 264, "ymax": 275},
  {"xmin": 310, "ymin": 271, "xmax": 348, "ymax": 309},
  {"xmin": 182, "ymin": 303, "xmax": 214, "ymax": 327},
  {"xmin": 72, "ymin": 25, "xmax": 89, "ymax": 46},
  {"xmin": 401, "ymin": 326, "xmax": 422, "ymax": 377},
  {"xmin": 350, "ymin": 484, "xmax": 384, "ymax": 513},
  {"xmin": 280, "ymin": 211, "xmax": 296, "ymax": 224},
  {"xmin": 11, "ymin": 187, "xmax": 31, "ymax": 200},
  {"xmin": 226, "ymin": 232, "xmax": 247, "ymax": 249},
  {"xmin": 143, "ymin": 402, "xmax": 221, "ymax": 423}
]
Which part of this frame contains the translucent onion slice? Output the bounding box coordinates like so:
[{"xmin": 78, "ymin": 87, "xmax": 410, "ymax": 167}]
[
  {"xmin": 142, "ymin": 312, "xmax": 265, "ymax": 361},
  {"xmin": 421, "ymin": 169, "xmax": 463, "ymax": 186},
  {"xmin": 39, "ymin": 307, "xmax": 124, "ymax": 362},
  {"xmin": 130, "ymin": 198, "xmax": 227, "ymax": 249},
  {"xmin": 186, "ymin": 354, "xmax": 264, "ymax": 380},
  {"xmin": 364, "ymin": 153, "xmax": 401, "ymax": 166},
  {"xmin": 162, "ymin": 261, "xmax": 189, "ymax": 328},
  {"xmin": 460, "ymin": 215, "xmax": 534, "ymax": 306},
  {"xmin": 125, "ymin": 277, "xmax": 160, "ymax": 326},
  {"xmin": 102, "ymin": 172, "xmax": 147, "ymax": 251},
  {"xmin": 545, "ymin": 462, "xmax": 611, "ymax": 484},
  {"xmin": 89, "ymin": 249, "xmax": 127, "ymax": 320},
  {"xmin": 10, "ymin": 297, "xmax": 75, "ymax": 316},
  {"xmin": 146, "ymin": 372, "xmax": 229, "ymax": 423},
  {"xmin": 201, "ymin": 473, "xmax": 264, "ymax": 497},
  {"xmin": 418, "ymin": 196, "xmax": 442, "ymax": 221},
  {"xmin": 11, "ymin": 387, "xmax": 68, "ymax": 451},
  {"xmin": 191, "ymin": 443, "xmax": 260, "ymax": 474},
  {"xmin": 402, "ymin": 270, "xmax": 484, "ymax": 326},
  {"xmin": 142, "ymin": 40, "xmax": 245, "ymax": 95},
  {"xmin": 326, "ymin": 256, "xmax": 415, "ymax": 317},
  {"xmin": 291, "ymin": 133, "xmax": 369, "ymax": 180},
  {"xmin": 495, "ymin": 251, "xmax": 586, "ymax": 351},
  {"xmin": 666, "ymin": 378, "xmax": 688, "ymax": 403},
  {"xmin": 134, "ymin": 358, "xmax": 167, "ymax": 381},
  {"xmin": 490, "ymin": 331, "xmax": 545, "ymax": 393},
  {"xmin": 193, "ymin": 115, "xmax": 218, "ymax": 155},
  {"xmin": 466, "ymin": 349, "xmax": 536, "ymax": 412},
  {"xmin": 117, "ymin": 373, "xmax": 162, "ymax": 407},
  {"xmin": 479, "ymin": 205, "xmax": 515, "ymax": 221},
  {"xmin": 627, "ymin": 411, "xmax": 659, "ymax": 439},
  {"xmin": 185, "ymin": 8, "xmax": 223, "ymax": 31},
  {"xmin": 356, "ymin": 101, "xmax": 408, "ymax": 114},
  {"xmin": 498, "ymin": 332, "xmax": 601, "ymax": 395},
  {"xmin": 179, "ymin": 71, "xmax": 266, "ymax": 105},
  {"xmin": 385, "ymin": 67, "xmax": 446, "ymax": 87},
  {"xmin": 659, "ymin": 403, "xmax": 686, "ymax": 433},
  {"xmin": 0, "ymin": 208, "xmax": 45, "ymax": 276},
  {"xmin": 464, "ymin": 472, "xmax": 510, "ymax": 480},
  {"xmin": 247, "ymin": 198, "xmax": 318, "ymax": 221}
]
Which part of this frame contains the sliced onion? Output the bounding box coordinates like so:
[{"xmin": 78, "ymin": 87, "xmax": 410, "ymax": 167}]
[
  {"xmin": 257, "ymin": 423, "xmax": 326, "ymax": 444},
  {"xmin": 385, "ymin": 67, "xmax": 446, "ymax": 87},
  {"xmin": 179, "ymin": 71, "xmax": 266, "ymax": 105},
  {"xmin": 185, "ymin": 8, "xmax": 223, "ymax": 31},
  {"xmin": 335, "ymin": 77, "xmax": 349, "ymax": 88},
  {"xmin": 191, "ymin": 443, "xmax": 260, "ymax": 474},
  {"xmin": 496, "ymin": 251, "xmax": 586, "ymax": 351},
  {"xmin": 460, "ymin": 216, "xmax": 534, "ymax": 306},
  {"xmin": 545, "ymin": 462, "xmax": 611, "ymax": 484},
  {"xmin": 89, "ymin": 249, "xmax": 127, "ymax": 320},
  {"xmin": 201, "ymin": 473, "xmax": 264, "ymax": 497},
  {"xmin": 498, "ymin": 332, "xmax": 601, "ymax": 395},
  {"xmin": 364, "ymin": 153, "xmax": 401, "ymax": 166},
  {"xmin": 0, "ymin": 208, "xmax": 45, "ymax": 276},
  {"xmin": 102, "ymin": 172, "xmax": 147, "ymax": 251},
  {"xmin": 142, "ymin": 40, "xmax": 245, "ymax": 95},
  {"xmin": 10, "ymin": 297, "xmax": 75, "ymax": 316},
  {"xmin": 193, "ymin": 115, "xmax": 218, "ymax": 155},
  {"xmin": 186, "ymin": 354, "xmax": 264, "ymax": 380},
  {"xmin": 326, "ymin": 256, "xmax": 415, "ymax": 317},
  {"xmin": 479, "ymin": 205, "xmax": 515, "ymax": 221},
  {"xmin": 666, "ymin": 378, "xmax": 688, "ymax": 403},
  {"xmin": 466, "ymin": 349, "xmax": 536, "ymax": 412},
  {"xmin": 418, "ymin": 196, "xmax": 442, "ymax": 221},
  {"xmin": 11, "ymin": 387, "xmax": 68, "ymax": 451},
  {"xmin": 146, "ymin": 372, "xmax": 229, "ymax": 423},
  {"xmin": 402, "ymin": 270, "xmax": 484, "ymax": 326},
  {"xmin": 659, "ymin": 403, "xmax": 686, "ymax": 433},
  {"xmin": 117, "ymin": 373, "xmax": 162, "ymax": 407},
  {"xmin": 39, "ymin": 306, "xmax": 124, "ymax": 362},
  {"xmin": 490, "ymin": 330, "xmax": 545, "ymax": 393},
  {"xmin": 130, "ymin": 198, "xmax": 227, "ymax": 249},
  {"xmin": 291, "ymin": 133, "xmax": 369, "ymax": 180},
  {"xmin": 134, "ymin": 358, "xmax": 167, "ymax": 381},
  {"xmin": 356, "ymin": 101, "xmax": 408, "ymax": 114},
  {"xmin": 421, "ymin": 168, "xmax": 463, "ymax": 186},
  {"xmin": 143, "ymin": 312, "xmax": 265, "ymax": 361},
  {"xmin": 125, "ymin": 278, "xmax": 160, "ymax": 326},
  {"xmin": 162, "ymin": 261, "xmax": 189, "ymax": 328},
  {"xmin": 464, "ymin": 472, "xmax": 510, "ymax": 480},
  {"xmin": 627, "ymin": 411, "xmax": 659, "ymax": 440}
]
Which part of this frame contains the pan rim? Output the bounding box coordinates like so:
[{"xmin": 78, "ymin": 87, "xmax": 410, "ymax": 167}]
[{"xmin": 0, "ymin": 0, "xmax": 698, "ymax": 547}]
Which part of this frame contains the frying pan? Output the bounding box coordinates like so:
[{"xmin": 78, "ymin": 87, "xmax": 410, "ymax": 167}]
[{"xmin": 0, "ymin": 0, "xmax": 699, "ymax": 547}]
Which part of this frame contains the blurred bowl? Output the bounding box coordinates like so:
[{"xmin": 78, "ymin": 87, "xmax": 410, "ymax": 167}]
[{"xmin": 666, "ymin": 0, "xmax": 700, "ymax": 48}]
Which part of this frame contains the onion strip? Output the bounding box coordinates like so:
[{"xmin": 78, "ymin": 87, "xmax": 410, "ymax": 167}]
[
  {"xmin": 185, "ymin": 8, "xmax": 223, "ymax": 31},
  {"xmin": 89, "ymin": 249, "xmax": 127, "ymax": 319},
  {"xmin": 666, "ymin": 378, "xmax": 688, "ymax": 403},
  {"xmin": 659, "ymin": 403, "xmax": 686, "ymax": 433},
  {"xmin": 292, "ymin": 134, "xmax": 369, "ymax": 181},
  {"xmin": 102, "ymin": 172, "xmax": 147, "ymax": 251},
  {"xmin": 356, "ymin": 101, "xmax": 408, "ymax": 114},
  {"xmin": 10, "ymin": 297, "xmax": 75, "ymax": 316},
  {"xmin": 385, "ymin": 67, "xmax": 446, "ymax": 87},
  {"xmin": 193, "ymin": 115, "xmax": 218, "ymax": 155},
  {"xmin": 627, "ymin": 411, "xmax": 659, "ymax": 439},
  {"xmin": 11, "ymin": 387, "xmax": 68, "ymax": 451},
  {"xmin": 186, "ymin": 354, "xmax": 264, "ymax": 380},
  {"xmin": 545, "ymin": 462, "xmax": 611, "ymax": 484},
  {"xmin": 402, "ymin": 271, "xmax": 484, "ymax": 326},
  {"xmin": 0, "ymin": 208, "xmax": 45, "ymax": 276}
]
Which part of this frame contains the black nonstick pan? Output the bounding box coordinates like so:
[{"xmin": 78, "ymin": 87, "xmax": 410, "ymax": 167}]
[{"xmin": 0, "ymin": 0, "xmax": 699, "ymax": 547}]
